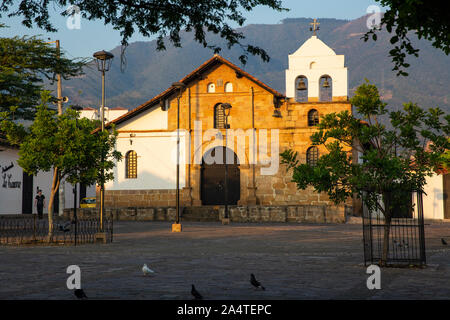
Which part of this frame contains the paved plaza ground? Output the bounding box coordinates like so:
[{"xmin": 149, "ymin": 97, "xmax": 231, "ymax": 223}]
[{"xmin": 0, "ymin": 221, "xmax": 449, "ymax": 300}]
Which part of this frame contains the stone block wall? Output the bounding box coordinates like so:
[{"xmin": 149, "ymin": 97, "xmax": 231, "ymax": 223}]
[
  {"xmin": 103, "ymin": 189, "xmax": 190, "ymax": 208},
  {"xmin": 64, "ymin": 205, "xmax": 347, "ymax": 224}
]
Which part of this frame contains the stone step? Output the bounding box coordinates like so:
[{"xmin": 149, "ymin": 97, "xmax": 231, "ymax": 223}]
[{"xmin": 181, "ymin": 206, "xmax": 221, "ymax": 222}]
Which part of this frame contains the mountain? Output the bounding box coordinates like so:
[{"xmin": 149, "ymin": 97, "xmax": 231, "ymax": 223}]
[{"xmin": 60, "ymin": 15, "xmax": 450, "ymax": 114}]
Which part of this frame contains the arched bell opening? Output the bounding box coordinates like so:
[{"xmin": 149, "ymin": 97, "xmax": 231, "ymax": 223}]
[
  {"xmin": 295, "ymin": 76, "xmax": 308, "ymax": 102},
  {"xmin": 319, "ymin": 75, "xmax": 332, "ymax": 102}
]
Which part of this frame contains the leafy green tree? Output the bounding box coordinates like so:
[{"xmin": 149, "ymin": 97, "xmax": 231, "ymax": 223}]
[
  {"xmin": 0, "ymin": 32, "xmax": 86, "ymax": 119},
  {"xmin": 1, "ymin": 92, "xmax": 121, "ymax": 239},
  {"xmin": 366, "ymin": 0, "xmax": 450, "ymax": 76},
  {"xmin": 281, "ymin": 81, "xmax": 449, "ymax": 266},
  {"xmin": 442, "ymin": 139, "xmax": 450, "ymax": 170},
  {"xmin": 0, "ymin": 0, "xmax": 286, "ymax": 64}
]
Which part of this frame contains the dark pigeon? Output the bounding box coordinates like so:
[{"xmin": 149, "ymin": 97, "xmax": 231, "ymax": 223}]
[
  {"xmin": 74, "ymin": 289, "xmax": 88, "ymax": 299},
  {"xmin": 191, "ymin": 285, "xmax": 203, "ymax": 300},
  {"xmin": 250, "ymin": 274, "xmax": 265, "ymax": 291},
  {"xmin": 57, "ymin": 221, "xmax": 71, "ymax": 232},
  {"xmin": 442, "ymin": 238, "xmax": 448, "ymax": 245}
]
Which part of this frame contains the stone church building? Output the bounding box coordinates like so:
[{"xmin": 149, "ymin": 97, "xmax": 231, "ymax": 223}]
[{"xmin": 100, "ymin": 34, "xmax": 353, "ymax": 222}]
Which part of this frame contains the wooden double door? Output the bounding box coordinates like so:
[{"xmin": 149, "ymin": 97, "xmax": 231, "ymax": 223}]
[{"xmin": 201, "ymin": 147, "xmax": 240, "ymax": 205}]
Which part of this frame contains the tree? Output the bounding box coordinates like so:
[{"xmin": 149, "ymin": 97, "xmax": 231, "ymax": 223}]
[
  {"xmin": 1, "ymin": 92, "xmax": 122, "ymax": 239},
  {"xmin": 280, "ymin": 81, "xmax": 449, "ymax": 266},
  {"xmin": 0, "ymin": 0, "xmax": 286, "ymax": 64},
  {"xmin": 365, "ymin": 0, "xmax": 450, "ymax": 76},
  {"xmin": 0, "ymin": 32, "xmax": 86, "ymax": 119},
  {"xmin": 442, "ymin": 139, "xmax": 450, "ymax": 170}
]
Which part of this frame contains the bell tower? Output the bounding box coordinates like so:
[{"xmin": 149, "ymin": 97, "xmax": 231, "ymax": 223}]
[{"xmin": 285, "ymin": 19, "xmax": 348, "ymax": 102}]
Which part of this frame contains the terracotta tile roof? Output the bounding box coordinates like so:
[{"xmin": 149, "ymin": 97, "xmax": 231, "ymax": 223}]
[{"xmin": 94, "ymin": 54, "xmax": 284, "ymax": 132}]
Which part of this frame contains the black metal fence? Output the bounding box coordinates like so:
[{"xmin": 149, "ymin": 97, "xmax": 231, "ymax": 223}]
[
  {"xmin": 362, "ymin": 192, "xmax": 426, "ymax": 267},
  {"xmin": 0, "ymin": 214, "xmax": 113, "ymax": 245}
]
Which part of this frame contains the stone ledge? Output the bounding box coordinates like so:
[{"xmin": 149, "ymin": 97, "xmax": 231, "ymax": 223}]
[{"xmin": 64, "ymin": 204, "xmax": 347, "ymax": 223}]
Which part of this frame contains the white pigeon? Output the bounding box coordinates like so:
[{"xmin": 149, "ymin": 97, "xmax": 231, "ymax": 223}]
[{"xmin": 142, "ymin": 264, "xmax": 155, "ymax": 276}]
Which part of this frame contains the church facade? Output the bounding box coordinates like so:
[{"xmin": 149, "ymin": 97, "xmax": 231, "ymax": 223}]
[{"xmin": 100, "ymin": 35, "xmax": 354, "ymax": 218}]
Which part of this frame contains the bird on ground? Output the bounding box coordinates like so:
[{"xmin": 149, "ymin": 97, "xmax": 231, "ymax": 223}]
[
  {"xmin": 191, "ymin": 285, "xmax": 203, "ymax": 300},
  {"xmin": 250, "ymin": 273, "xmax": 265, "ymax": 291},
  {"xmin": 442, "ymin": 238, "xmax": 448, "ymax": 245},
  {"xmin": 142, "ymin": 264, "xmax": 155, "ymax": 276},
  {"xmin": 57, "ymin": 221, "xmax": 71, "ymax": 232},
  {"xmin": 393, "ymin": 240, "xmax": 407, "ymax": 248},
  {"xmin": 74, "ymin": 289, "xmax": 88, "ymax": 299},
  {"xmin": 401, "ymin": 240, "xmax": 409, "ymax": 248}
]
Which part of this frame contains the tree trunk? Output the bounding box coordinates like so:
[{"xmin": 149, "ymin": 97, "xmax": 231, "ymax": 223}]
[
  {"xmin": 381, "ymin": 193, "xmax": 392, "ymax": 266},
  {"xmin": 47, "ymin": 167, "xmax": 60, "ymax": 242}
]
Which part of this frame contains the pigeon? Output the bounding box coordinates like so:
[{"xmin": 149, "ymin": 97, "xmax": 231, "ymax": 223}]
[
  {"xmin": 142, "ymin": 264, "xmax": 155, "ymax": 276},
  {"xmin": 191, "ymin": 285, "xmax": 203, "ymax": 300},
  {"xmin": 401, "ymin": 240, "xmax": 409, "ymax": 248},
  {"xmin": 393, "ymin": 240, "xmax": 408, "ymax": 248},
  {"xmin": 250, "ymin": 273, "xmax": 265, "ymax": 291},
  {"xmin": 74, "ymin": 289, "xmax": 88, "ymax": 299},
  {"xmin": 442, "ymin": 238, "xmax": 448, "ymax": 245},
  {"xmin": 57, "ymin": 221, "xmax": 71, "ymax": 232}
]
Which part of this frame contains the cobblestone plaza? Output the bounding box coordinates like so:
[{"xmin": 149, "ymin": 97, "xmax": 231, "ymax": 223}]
[{"xmin": 0, "ymin": 221, "xmax": 449, "ymax": 300}]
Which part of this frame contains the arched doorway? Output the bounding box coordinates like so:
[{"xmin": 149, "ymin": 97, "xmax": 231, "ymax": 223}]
[{"xmin": 201, "ymin": 146, "xmax": 240, "ymax": 205}]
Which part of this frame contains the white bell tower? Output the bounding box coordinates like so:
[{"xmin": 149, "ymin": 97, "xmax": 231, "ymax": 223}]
[{"xmin": 285, "ymin": 20, "xmax": 348, "ymax": 101}]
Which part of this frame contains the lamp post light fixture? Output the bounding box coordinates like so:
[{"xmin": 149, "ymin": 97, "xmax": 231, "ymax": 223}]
[
  {"xmin": 93, "ymin": 50, "xmax": 114, "ymax": 239},
  {"xmin": 272, "ymin": 108, "xmax": 282, "ymax": 118},
  {"xmin": 221, "ymin": 103, "xmax": 232, "ymax": 225},
  {"xmin": 70, "ymin": 105, "xmax": 83, "ymax": 246},
  {"xmin": 172, "ymin": 81, "xmax": 186, "ymax": 233},
  {"xmin": 272, "ymin": 97, "xmax": 283, "ymax": 118}
]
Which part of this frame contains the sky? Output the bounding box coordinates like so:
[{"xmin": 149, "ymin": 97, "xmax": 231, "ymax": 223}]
[{"xmin": 0, "ymin": 0, "xmax": 386, "ymax": 59}]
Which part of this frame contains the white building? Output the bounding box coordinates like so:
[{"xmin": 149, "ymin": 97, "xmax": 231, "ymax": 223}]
[
  {"xmin": 285, "ymin": 35, "xmax": 348, "ymax": 101},
  {"xmin": 413, "ymin": 172, "xmax": 449, "ymax": 220},
  {"xmin": 0, "ymin": 107, "xmax": 127, "ymax": 215},
  {"xmin": 356, "ymin": 149, "xmax": 449, "ymax": 220}
]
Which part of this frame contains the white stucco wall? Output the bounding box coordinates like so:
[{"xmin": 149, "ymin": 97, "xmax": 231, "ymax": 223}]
[
  {"xmin": 0, "ymin": 147, "xmax": 95, "ymax": 215},
  {"xmin": 285, "ymin": 36, "xmax": 348, "ymax": 99},
  {"xmin": 105, "ymin": 132, "xmax": 186, "ymax": 190},
  {"xmin": 106, "ymin": 104, "xmax": 184, "ymax": 190},
  {"xmin": 413, "ymin": 174, "xmax": 444, "ymax": 220},
  {"xmin": 118, "ymin": 105, "xmax": 168, "ymax": 131},
  {"xmin": 0, "ymin": 148, "xmax": 24, "ymax": 214}
]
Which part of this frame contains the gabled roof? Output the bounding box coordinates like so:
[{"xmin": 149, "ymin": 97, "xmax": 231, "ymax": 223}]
[
  {"xmin": 291, "ymin": 35, "xmax": 336, "ymax": 57},
  {"xmin": 96, "ymin": 54, "xmax": 284, "ymax": 131}
]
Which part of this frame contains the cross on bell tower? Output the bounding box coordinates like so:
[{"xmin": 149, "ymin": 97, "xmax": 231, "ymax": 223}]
[{"xmin": 309, "ymin": 18, "xmax": 320, "ymax": 36}]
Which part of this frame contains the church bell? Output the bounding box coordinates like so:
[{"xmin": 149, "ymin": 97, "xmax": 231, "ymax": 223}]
[
  {"xmin": 322, "ymin": 77, "xmax": 330, "ymax": 88},
  {"xmin": 297, "ymin": 79, "xmax": 307, "ymax": 91}
]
